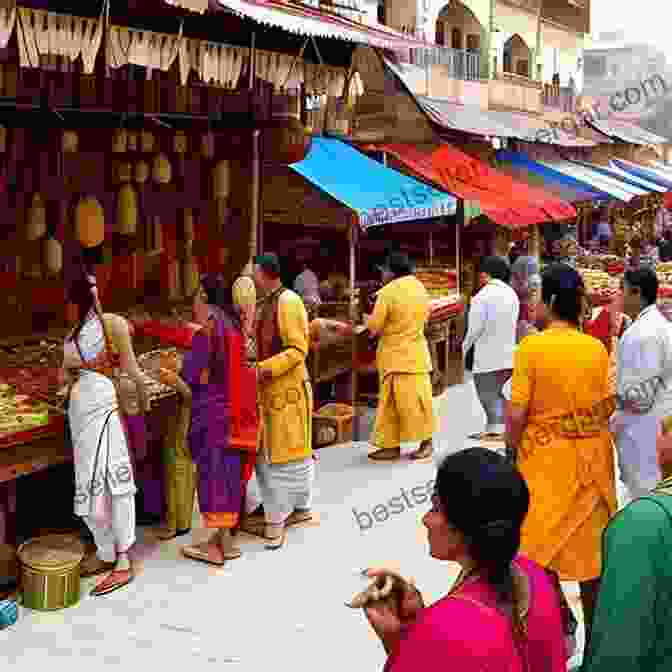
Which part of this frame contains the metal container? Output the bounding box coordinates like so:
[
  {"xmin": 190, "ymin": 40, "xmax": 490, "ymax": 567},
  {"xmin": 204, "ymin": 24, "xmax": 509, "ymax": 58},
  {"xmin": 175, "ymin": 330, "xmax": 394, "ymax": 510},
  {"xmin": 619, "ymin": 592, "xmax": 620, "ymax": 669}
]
[{"xmin": 17, "ymin": 534, "xmax": 84, "ymax": 611}]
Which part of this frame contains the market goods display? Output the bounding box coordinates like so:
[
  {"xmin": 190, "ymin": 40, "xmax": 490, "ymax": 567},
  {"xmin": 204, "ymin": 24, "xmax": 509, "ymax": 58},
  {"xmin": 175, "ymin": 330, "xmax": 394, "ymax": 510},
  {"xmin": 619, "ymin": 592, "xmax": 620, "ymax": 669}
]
[
  {"xmin": 416, "ymin": 268, "xmax": 458, "ymax": 298},
  {"xmin": 137, "ymin": 348, "xmax": 182, "ymax": 401},
  {"xmin": 657, "ymin": 262, "xmax": 672, "ymax": 287},
  {"xmin": 0, "ymin": 384, "xmax": 51, "ymax": 441},
  {"xmin": 578, "ymin": 267, "xmax": 619, "ymax": 306},
  {"xmin": 576, "ymin": 254, "xmax": 624, "ymax": 275},
  {"xmin": 429, "ymin": 294, "xmax": 463, "ymax": 322}
]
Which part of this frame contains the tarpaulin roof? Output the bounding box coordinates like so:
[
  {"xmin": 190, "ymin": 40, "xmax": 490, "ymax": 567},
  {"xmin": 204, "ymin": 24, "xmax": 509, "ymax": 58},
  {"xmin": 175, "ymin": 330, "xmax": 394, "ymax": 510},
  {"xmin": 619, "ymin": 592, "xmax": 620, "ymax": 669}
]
[
  {"xmin": 289, "ymin": 138, "xmax": 456, "ymax": 229},
  {"xmin": 570, "ymin": 160, "xmax": 667, "ymax": 193},
  {"xmin": 368, "ymin": 143, "xmax": 575, "ymax": 229},
  {"xmin": 496, "ymin": 150, "xmax": 611, "ymax": 202},
  {"xmin": 215, "ymin": 0, "xmax": 428, "ymax": 51},
  {"xmin": 537, "ymin": 160, "xmax": 650, "ymax": 201},
  {"xmin": 586, "ymin": 118, "xmax": 668, "ymax": 146},
  {"xmin": 410, "ymin": 95, "xmax": 595, "ymax": 147},
  {"xmin": 614, "ymin": 159, "xmax": 672, "ymax": 188}
]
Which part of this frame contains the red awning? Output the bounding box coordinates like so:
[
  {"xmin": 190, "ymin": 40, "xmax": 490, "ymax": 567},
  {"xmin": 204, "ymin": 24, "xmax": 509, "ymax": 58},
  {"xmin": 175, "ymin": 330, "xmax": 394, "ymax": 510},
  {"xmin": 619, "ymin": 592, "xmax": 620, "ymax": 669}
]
[{"xmin": 372, "ymin": 143, "xmax": 576, "ymax": 229}]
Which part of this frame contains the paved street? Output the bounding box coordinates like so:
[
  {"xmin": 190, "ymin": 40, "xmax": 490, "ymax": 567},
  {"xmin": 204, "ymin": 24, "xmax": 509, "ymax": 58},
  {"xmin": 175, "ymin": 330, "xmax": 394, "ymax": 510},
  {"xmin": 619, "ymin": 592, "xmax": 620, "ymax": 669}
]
[{"xmin": 1, "ymin": 374, "xmax": 619, "ymax": 669}]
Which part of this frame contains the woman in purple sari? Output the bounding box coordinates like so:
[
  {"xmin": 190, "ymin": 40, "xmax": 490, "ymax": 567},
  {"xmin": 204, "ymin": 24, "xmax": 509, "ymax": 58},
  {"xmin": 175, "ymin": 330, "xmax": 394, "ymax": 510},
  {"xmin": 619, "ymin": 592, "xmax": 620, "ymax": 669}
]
[{"xmin": 167, "ymin": 273, "xmax": 255, "ymax": 565}]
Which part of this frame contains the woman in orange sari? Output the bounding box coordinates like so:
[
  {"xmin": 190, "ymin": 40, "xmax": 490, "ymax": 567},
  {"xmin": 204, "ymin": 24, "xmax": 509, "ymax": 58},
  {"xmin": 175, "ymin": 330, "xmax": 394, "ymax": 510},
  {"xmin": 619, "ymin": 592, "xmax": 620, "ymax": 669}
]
[{"xmin": 506, "ymin": 263, "xmax": 617, "ymax": 654}]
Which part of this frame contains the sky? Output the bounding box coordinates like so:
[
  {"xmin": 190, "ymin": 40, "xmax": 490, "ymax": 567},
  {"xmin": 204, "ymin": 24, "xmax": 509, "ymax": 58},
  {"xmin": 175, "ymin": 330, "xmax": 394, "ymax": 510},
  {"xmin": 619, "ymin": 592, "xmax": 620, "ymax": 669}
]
[{"xmin": 591, "ymin": 0, "xmax": 672, "ymax": 57}]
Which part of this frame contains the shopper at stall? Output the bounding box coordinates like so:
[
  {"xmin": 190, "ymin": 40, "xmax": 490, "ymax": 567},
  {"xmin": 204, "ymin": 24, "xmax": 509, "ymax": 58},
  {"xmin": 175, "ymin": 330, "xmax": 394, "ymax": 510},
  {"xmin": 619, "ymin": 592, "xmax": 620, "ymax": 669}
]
[
  {"xmin": 582, "ymin": 425, "xmax": 672, "ymax": 672},
  {"xmin": 610, "ymin": 268, "xmax": 672, "ymax": 500},
  {"xmin": 511, "ymin": 241, "xmax": 541, "ymax": 342},
  {"xmin": 358, "ymin": 447, "xmax": 567, "ymax": 671},
  {"xmin": 165, "ymin": 273, "xmax": 256, "ymax": 565},
  {"xmin": 463, "ymin": 256, "xmax": 519, "ymax": 441},
  {"xmin": 242, "ymin": 253, "xmax": 314, "ymax": 550},
  {"xmin": 293, "ymin": 250, "xmax": 322, "ymax": 310},
  {"xmin": 506, "ymin": 263, "xmax": 617, "ymax": 653},
  {"xmin": 62, "ymin": 260, "xmax": 149, "ymax": 596},
  {"xmin": 364, "ymin": 252, "xmax": 435, "ymax": 462}
]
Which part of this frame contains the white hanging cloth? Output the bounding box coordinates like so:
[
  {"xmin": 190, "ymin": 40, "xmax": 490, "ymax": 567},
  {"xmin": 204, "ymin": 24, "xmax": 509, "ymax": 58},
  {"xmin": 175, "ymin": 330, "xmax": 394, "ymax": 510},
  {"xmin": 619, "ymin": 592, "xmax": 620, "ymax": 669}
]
[
  {"xmin": 107, "ymin": 24, "xmax": 181, "ymax": 72},
  {"xmin": 17, "ymin": 8, "xmax": 102, "ymax": 73}
]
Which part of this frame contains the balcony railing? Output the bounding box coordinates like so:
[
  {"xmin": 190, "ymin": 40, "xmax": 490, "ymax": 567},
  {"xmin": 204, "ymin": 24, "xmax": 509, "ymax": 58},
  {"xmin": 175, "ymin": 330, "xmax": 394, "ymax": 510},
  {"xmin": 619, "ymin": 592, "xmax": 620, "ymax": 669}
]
[
  {"xmin": 405, "ymin": 46, "xmax": 481, "ymax": 81},
  {"xmin": 542, "ymin": 85, "xmax": 577, "ymax": 112},
  {"xmin": 298, "ymin": 0, "xmax": 366, "ymax": 23}
]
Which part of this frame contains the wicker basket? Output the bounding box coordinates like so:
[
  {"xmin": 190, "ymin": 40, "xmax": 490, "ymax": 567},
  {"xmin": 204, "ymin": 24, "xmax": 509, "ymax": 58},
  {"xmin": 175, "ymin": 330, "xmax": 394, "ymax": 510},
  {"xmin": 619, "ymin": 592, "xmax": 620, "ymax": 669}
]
[{"xmin": 313, "ymin": 403, "xmax": 354, "ymax": 446}]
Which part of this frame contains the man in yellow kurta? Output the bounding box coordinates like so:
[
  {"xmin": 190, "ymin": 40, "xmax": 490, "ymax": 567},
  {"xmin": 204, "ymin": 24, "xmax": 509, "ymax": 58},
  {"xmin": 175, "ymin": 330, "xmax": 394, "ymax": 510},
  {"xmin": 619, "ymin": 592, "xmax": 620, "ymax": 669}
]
[
  {"xmin": 243, "ymin": 253, "xmax": 314, "ymax": 549},
  {"xmin": 365, "ymin": 252, "xmax": 435, "ymax": 462}
]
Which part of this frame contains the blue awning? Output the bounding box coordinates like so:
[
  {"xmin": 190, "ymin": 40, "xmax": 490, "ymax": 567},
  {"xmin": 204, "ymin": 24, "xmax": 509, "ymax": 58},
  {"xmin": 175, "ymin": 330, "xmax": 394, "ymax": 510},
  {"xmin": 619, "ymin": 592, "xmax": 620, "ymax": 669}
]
[
  {"xmin": 570, "ymin": 160, "xmax": 667, "ymax": 193},
  {"xmin": 290, "ymin": 137, "xmax": 457, "ymax": 229},
  {"xmin": 612, "ymin": 159, "xmax": 672, "ymax": 190},
  {"xmin": 496, "ymin": 150, "xmax": 610, "ymax": 202},
  {"xmin": 534, "ymin": 159, "xmax": 648, "ymax": 202}
]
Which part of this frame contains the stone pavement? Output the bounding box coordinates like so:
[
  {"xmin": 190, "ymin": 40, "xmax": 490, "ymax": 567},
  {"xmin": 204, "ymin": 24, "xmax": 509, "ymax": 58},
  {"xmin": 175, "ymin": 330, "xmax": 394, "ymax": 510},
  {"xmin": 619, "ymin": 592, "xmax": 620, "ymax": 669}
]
[{"xmin": 1, "ymin": 375, "xmax": 624, "ymax": 669}]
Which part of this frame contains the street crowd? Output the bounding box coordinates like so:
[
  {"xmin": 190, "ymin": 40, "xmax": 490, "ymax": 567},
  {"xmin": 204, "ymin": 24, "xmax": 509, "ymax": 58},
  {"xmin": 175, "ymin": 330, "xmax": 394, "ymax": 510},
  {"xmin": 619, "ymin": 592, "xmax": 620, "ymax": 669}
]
[{"xmin": 56, "ymin": 240, "xmax": 672, "ymax": 671}]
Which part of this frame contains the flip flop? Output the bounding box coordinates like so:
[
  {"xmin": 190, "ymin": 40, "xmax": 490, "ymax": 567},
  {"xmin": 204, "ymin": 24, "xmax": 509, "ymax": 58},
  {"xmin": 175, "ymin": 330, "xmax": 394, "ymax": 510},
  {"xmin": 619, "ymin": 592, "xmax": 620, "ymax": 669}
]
[
  {"xmin": 155, "ymin": 527, "xmax": 191, "ymax": 541},
  {"xmin": 265, "ymin": 529, "xmax": 286, "ymax": 551},
  {"xmin": 90, "ymin": 570, "xmax": 134, "ymax": 597},
  {"xmin": 182, "ymin": 543, "xmax": 232, "ymax": 566},
  {"xmin": 368, "ymin": 448, "xmax": 401, "ymax": 461},
  {"xmin": 80, "ymin": 556, "xmax": 117, "ymax": 578},
  {"xmin": 284, "ymin": 509, "xmax": 313, "ymax": 526}
]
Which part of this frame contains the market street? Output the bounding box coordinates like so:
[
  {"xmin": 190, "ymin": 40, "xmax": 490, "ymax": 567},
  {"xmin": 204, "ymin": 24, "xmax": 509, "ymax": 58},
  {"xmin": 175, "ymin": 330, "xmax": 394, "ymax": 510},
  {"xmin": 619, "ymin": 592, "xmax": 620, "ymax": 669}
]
[{"xmin": 0, "ymin": 374, "xmax": 618, "ymax": 670}]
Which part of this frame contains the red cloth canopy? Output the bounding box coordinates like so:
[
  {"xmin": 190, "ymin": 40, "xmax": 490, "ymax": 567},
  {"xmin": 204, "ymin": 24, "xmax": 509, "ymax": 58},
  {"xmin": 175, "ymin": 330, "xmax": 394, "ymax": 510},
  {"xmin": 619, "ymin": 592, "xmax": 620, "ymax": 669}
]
[{"xmin": 375, "ymin": 143, "xmax": 576, "ymax": 229}]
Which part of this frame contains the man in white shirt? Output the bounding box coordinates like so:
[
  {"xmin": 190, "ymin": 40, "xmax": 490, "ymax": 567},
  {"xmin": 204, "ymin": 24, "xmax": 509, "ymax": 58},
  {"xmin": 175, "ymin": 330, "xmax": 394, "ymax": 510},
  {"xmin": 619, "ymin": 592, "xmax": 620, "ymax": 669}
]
[
  {"xmin": 463, "ymin": 256, "xmax": 520, "ymax": 440},
  {"xmin": 611, "ymin": 267, "xmax": 672, "ymax": 500},
  {"xmin": 293, "ymin": 252, "xmax": 321, "ymax": 309}
]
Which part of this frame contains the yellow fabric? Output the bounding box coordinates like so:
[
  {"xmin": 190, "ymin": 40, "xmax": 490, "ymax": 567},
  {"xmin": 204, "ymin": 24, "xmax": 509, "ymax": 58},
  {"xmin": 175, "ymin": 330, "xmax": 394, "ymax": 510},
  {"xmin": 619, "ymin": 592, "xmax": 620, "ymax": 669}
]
[
  {"xmin": 366, "ymin": 276, "xmax": 432, "ymax": 378},
  {"xmin": 232, "ymin": 276, "xmax": 256, "ymax": 307},
  {"xmin": 372, "ymin": 373, "xmax": 435, "ymax": 449},
  {"xmin": 163, "ymin": 388, "xmax": 196, "ymax": 532},
  {"xmin": 257, "ymin": 290, "xmax": 312, "ymax": 463},
  {"xmin": 511, "ymin": 326, "xmax": 617, "ymax": 581}
]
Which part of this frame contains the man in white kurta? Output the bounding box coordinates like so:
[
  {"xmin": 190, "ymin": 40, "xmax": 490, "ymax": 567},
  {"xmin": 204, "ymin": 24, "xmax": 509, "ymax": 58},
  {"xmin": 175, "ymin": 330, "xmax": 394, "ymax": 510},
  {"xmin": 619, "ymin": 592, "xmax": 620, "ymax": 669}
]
[
  {"xmin": 462, "ymin": 256, "xmax": 519, "ymax": 439},
  {"xmin": 612, "ymin": 268, "xmax": 672, "ymax": 500}
]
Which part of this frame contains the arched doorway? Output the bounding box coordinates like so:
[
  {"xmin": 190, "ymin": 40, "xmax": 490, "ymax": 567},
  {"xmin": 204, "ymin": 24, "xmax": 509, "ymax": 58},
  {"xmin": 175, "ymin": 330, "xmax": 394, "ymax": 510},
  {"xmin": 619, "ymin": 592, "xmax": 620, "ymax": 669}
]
[
  {"xmin": 434, "ymin": 0, "xmax": 486, "ymax": 80},
  {"xmin": 503, "ymin": 34, "xmax": 531, "ymax": 78}
]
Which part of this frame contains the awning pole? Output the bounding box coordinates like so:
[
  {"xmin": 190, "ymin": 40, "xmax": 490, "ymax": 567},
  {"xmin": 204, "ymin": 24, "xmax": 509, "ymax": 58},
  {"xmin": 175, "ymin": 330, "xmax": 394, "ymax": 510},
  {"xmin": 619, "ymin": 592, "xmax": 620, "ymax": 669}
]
[
  {"xmin": 456, "ymin": 203, "xmax": 462, "ymax": 296},
  {"xmin": 349, "ymin": 221, "xmax": 359, "ymax": 440},
  {"xmin": 249, "ymin": 32, "xmax": 256, "ymax": 91},
  {"xmin": 429, "ymin": 231, "xmax": 434, "ymax": 264}
]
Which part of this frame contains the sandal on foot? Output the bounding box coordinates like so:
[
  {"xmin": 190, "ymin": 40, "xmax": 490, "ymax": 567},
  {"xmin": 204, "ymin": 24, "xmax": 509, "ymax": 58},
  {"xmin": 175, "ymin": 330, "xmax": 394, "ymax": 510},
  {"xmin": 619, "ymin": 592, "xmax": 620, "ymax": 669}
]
[
  {"xmin": 264, "ymin": 527, "xmax": 286, "ymax": 551},
  {"xmin": 90, "ymin": 569, "xmax": 134, "ymax": 597},
  {"xmin": 285, "ymin": 509, "xmax": 313, "ymax": 526},
  {"xmin": 182, "ymin": 542, "xmax": 228, "ymax": 566},
  {"xmin": 238, "ymin": 517, "xmax": 273, "ymax": 539},
  {"xmin": 155, "ymin": 526, "xmax": 192, "ymax": 541},
  {"xmin": 80, "ymin": 555, "xmax": 117, "ymax": 578},
  {"xmin": 368, "ymin": 448, "xmax": 401, "ymax": 461},
  {"xmin": 409, "ymin": 441, "xmax": 433, "ymax": 461}
]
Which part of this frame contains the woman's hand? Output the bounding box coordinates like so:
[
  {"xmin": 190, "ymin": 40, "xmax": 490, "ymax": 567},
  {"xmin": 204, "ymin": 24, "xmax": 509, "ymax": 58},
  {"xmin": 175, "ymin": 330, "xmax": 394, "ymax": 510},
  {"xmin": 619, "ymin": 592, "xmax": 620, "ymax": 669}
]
[
  {"xmin": 159, "ymin": 367, "xmax": 179, "ymax": 388},
  {"xmin": 359, "ymin": 569, "xmax": 424, "ymax": 655}
]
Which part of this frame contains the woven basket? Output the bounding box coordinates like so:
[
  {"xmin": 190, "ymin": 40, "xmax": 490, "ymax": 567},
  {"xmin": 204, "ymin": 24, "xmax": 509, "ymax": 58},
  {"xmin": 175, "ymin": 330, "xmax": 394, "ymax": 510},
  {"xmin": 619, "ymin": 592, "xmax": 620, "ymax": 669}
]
[{"xmin": 313, "ymin": 403, "xmax": 354, "ymax": 445}]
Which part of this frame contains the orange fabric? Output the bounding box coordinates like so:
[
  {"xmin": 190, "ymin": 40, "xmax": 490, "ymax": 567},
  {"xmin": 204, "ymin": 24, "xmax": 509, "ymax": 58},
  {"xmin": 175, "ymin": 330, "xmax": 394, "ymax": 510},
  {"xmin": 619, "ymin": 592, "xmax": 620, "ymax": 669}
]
[
  {"xmin": 511, "ymin": 326, "xmax": 617, "ymax": 581},
  {"xmin": 202, "ymin": 512, "xmax": 238, "ymax": 529},
  {"xmin": 376, "ymin": 143, "xmax": 576, "ymax": 229}
]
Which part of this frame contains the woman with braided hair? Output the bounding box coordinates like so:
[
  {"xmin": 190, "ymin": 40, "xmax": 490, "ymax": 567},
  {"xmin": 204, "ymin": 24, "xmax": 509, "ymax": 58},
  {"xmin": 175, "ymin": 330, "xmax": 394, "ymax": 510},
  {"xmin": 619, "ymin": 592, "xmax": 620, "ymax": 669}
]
[{"xmin": 358, "ymin": 447, "xmax": 567, "ymax": 671}]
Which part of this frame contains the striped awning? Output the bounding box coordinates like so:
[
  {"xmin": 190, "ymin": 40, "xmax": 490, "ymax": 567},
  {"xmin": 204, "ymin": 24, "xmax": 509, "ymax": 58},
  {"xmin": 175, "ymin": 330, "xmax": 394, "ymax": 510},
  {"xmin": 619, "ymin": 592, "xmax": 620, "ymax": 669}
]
[
  {"xmin": 587, "ymin": 117, "xmax": 669, "ymax": 146},
  {"xmin": 214, "ymin": 0, "xmax": 429, "ymax": 51}
]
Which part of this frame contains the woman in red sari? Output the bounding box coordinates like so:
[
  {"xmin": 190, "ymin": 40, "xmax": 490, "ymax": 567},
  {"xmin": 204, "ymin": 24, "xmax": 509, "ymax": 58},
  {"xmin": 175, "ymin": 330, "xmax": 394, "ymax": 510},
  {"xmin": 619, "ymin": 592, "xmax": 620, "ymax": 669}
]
[{"xmin": 160, "ymin": 274, "xmax": 257, "ymax": 565}]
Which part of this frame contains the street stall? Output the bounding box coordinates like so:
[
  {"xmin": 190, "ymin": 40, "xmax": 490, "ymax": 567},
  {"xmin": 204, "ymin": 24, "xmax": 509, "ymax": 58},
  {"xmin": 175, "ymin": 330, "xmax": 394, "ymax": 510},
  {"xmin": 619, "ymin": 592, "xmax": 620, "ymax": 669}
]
[
  {"xmin": 0, "ymin": 3, "xmax": 284, "ymax": 567},
  {"xmin": 261, "ymin": 137, "xmax": 462, "ymax": 445}
]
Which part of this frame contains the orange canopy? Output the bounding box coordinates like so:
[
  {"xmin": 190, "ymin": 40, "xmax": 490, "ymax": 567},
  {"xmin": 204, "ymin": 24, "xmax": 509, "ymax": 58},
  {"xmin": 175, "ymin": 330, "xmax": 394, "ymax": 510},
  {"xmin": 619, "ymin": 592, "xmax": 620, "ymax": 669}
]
[{"xmin": 375, "ymin": 143, "xmax": 576, "ymax": 229}]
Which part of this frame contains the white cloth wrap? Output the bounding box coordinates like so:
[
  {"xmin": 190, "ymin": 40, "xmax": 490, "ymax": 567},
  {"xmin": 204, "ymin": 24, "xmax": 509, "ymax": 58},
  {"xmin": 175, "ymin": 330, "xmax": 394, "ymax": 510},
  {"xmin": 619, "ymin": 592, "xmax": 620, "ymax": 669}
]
[
  {"xmin": 67, "ymin": 316, "xmax": 136, "ymax": 518},
  {"xmin": 255, "ymin": 456, "xmax": 315, "ymax": 525}
]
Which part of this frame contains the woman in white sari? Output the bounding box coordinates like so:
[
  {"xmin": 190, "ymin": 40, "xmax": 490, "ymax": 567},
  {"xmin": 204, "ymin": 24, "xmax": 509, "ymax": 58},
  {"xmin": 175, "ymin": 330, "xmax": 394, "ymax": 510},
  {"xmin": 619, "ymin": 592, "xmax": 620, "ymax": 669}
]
[{"xmin": 62, "ymin": 261, "xmax": 149, "ymax": 596}]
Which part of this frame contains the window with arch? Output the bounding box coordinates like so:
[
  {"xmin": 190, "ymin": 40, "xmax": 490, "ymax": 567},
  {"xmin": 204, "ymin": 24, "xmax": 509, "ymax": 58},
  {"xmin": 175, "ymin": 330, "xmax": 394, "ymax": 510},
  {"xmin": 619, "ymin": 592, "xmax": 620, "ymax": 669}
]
[
  {"xmin": 377, "ymin": 0, "xmax": 386, "ymax": 26},
  {"xmin": 436, "ymin": 21, "xmax": 445, "ymax": 45},
  {"xmin": 466, "ymin": 34, "xmax": 480, "ymax": 52},
  {"xmin": 451, "ymin": 27, "xmax": 462, "ymax": 50}
]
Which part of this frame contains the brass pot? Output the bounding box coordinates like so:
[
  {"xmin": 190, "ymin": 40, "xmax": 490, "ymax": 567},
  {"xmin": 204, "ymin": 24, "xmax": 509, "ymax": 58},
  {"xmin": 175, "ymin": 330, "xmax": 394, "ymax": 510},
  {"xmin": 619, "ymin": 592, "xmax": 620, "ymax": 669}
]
[{"xmin": 18, "ymin": 534, "xmax": 84, "ymax": 611}]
